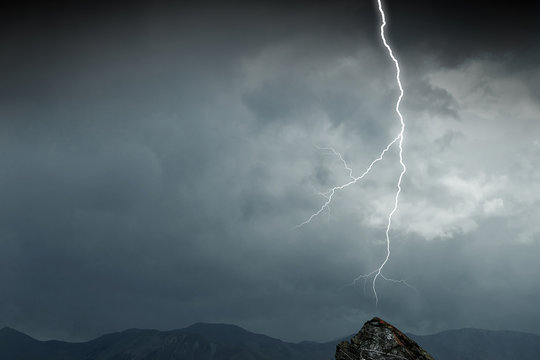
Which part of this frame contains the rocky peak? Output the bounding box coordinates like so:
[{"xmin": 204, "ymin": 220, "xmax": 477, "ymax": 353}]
[{"xmin": 335, "ymin": 317, "xmax": 435, "ymax": 360}]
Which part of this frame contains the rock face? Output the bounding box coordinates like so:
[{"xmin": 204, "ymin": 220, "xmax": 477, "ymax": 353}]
[{"xmin": 335, "ymin": 317, "xmax": 435, "ymax": 360}]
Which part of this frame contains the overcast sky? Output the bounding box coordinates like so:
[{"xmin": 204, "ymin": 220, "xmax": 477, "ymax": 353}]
[{"xmin": 1, "ymin": 0, "xmax": 539, "ymax": 343}]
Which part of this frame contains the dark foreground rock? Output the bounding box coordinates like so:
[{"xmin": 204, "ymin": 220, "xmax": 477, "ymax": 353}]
[{"xmin": 336, "ymin": 317, "xmax": 435, "ymax": 360}]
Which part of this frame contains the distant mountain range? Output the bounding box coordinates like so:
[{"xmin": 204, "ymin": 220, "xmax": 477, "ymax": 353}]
[
  {"xmin": 410, "ymin": 328, "xmax": 540, "ymax": 360},
  {"xmin": 1, "ymin": 322, "xmax": 539, "ymax": 359}
]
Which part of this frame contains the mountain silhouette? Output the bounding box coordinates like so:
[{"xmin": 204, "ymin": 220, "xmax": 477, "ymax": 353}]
[
  {"xmin": 0, "ymin": 322, "xmax": 539, "ymax": 359},
  {"xmin": 411, "ymin": 327, "xmax": 540, "ymax": 360}
]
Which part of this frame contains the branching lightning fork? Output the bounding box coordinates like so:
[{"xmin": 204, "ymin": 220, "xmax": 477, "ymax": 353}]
[{"xmin": 295, "ymin": 0, "xmax": 408, "ymax": 305}]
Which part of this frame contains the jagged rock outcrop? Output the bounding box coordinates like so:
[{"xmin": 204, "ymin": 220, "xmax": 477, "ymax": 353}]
[{"xmin": 335, "ymin": 317, "xmax": 435, "ymax": 360}]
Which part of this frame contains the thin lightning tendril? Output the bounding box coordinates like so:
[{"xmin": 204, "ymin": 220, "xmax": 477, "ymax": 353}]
[{"xmin": 295, "ymin": 0, "xmax": 407, "ymax": 305}]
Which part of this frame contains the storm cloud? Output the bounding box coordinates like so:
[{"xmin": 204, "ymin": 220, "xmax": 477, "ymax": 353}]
[{"xmin": 0, "ymin": 0, "xmax": 539, "ymax": 343}]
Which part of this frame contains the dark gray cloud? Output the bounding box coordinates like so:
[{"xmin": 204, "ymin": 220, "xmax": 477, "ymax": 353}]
[
  {"xmin": 0, "ymin": 0, "xmax": 539, "ymax": 344},
  {"xmin": 384, "ymin": 0, "xmax": 539, "ymax": 67}
]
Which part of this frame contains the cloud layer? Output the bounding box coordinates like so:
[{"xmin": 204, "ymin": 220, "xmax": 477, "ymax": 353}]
[{"xmin": 0, "ymin": 0, "xmax": 539, "ymax": 343}]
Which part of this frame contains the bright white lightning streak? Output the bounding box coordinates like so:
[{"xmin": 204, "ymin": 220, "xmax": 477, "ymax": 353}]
[
  {"xmin": 371, "ymin": 0, "xmax": 407, "ymax": 305},
  {"xmin": 296, "ymin": 0, "xmax": 407, "ymax": 305}
]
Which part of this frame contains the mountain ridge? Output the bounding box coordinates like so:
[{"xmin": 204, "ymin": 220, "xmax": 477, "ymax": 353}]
[
  {"xmin": 410, "ymin": 327, "xmax": 540, "ymax": 360},
  {"xmin": 1, "ymin": 322, "xmax": 540, "ymax": 359}
]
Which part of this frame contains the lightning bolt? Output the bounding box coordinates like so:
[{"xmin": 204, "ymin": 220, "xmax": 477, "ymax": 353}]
[{"xmin": 296, "ymin": 0, "xmax": 407, "ymax": 305}]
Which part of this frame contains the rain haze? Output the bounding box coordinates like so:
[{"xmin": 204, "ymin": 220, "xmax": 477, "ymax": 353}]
[{"xmin": 1, "ymin": 0, "xmax": 539, "ymax": 343}]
